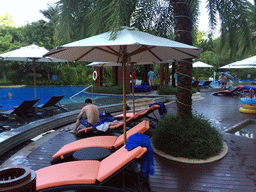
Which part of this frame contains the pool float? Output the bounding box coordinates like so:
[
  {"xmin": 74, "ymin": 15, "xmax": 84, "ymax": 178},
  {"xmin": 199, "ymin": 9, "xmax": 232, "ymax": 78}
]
[
  {"xmin": 240, "ymin": 97, "xmax": 256, "ymax": 105},
  {"xmin": 239, "ymin": 107, "xmax": 256, "ymax": 114},
  {"xmin": 242, "ymin": 104, "xmax": 256, "ymax": 110}
]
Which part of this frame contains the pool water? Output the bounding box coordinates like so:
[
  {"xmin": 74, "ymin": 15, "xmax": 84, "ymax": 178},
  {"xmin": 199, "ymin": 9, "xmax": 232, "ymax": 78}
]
[
  {"xmin": 0, "ymin": 86, "xmax": 108, "ymax": 110},
  {"xmin": 234, "ymin": 122, "xmax": 256, "ymax": 139}
]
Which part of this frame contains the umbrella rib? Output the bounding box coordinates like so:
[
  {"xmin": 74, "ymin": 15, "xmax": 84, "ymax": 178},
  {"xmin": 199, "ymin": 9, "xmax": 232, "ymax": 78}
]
[
  {"xmin": 74, "ymin": 48, "xmax": 96, "ymax": 61},
  {"xmin": 106, "ymin": 46, "xmax": 119, "ymax": 55},
  {"xmin": 147, "ymin": 49, "xmax": 163, "ymax": 62},
  {"xmin": 129, "ymin": 45, "xmax": 156, "ymax": 56},
  {"xmin": 172, "ymin": 47, "xmax": 199, "ymax": 58},
  {"xmin": 95, "ymin": 47, "xmax": 119, "ymax": 56},
  {"xmin": 44, "ymin": 48, "xmax": 67, "ymax": 57}
]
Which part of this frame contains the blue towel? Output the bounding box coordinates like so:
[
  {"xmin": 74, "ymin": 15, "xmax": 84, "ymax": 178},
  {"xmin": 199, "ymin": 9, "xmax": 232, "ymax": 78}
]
[
  {"xmin": 99, "ymin": 112, "xmax": 113, "ymax": 118},
  {"xmin": 125, "ymin": 133, "xmax": 154, "ymax": 178},
  {"xmin": 92, "ymin": 117, "xmax": 115, "ymax": 130},
  {"xmin": 149, "ymin": 102, "xmax": 167, "ymax": 115}
]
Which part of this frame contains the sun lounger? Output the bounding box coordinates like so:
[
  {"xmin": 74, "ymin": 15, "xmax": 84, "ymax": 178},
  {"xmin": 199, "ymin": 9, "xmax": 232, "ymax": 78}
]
[
  {"xmin": 115, "ymin": 104, "xmax": 161, "ymax": 121},
  {"xmin": 1, "ymin": 99, "xmax": 41, "ymax": 123},
  {"xmin": 77, "ymin": 112, "xmax": 141, "ymax": 136},
  {"xmin": 52, "ymin": 120, "xmax": 149, "ymax": 163},
  {"xmin": 35, "ymin": 95, "xmax": 67, "ymax": 116},
  {"xmin": 201, "ymin": 80, "xmax": 212, "ymax": 88},
  {"xmin": 213, "ymin": 85, "xmax": 244, "ymax": 96},
  {"xmin": 36, "ymin": 146, "xmax": 150, "ymax": 192}
]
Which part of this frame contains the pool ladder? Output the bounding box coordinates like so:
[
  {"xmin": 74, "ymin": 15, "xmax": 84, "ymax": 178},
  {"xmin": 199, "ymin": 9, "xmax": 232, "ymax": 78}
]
[{"xmin": 69, "ymin": 85, "xmax": 93, "ymax": 103}]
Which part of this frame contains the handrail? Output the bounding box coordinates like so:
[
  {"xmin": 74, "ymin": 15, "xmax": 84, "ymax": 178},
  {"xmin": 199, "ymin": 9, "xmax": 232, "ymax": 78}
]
[{"xmin": 69, "ymin": 85, "xmax": 93, "ymax": 102}]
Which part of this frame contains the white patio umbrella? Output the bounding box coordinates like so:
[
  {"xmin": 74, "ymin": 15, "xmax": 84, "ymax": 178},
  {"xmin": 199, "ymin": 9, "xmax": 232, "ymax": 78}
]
[
  {"xmin": 220, "ymin": 56, "xmax": 256, "ymax": 69},
  {"xmin": 169, "ymin": 61, "xmax": 213, "ymax": 68},
  {"xmin": 0, "ymin": 44, "xmax": 67, "ymax": 100},
  {"xmin": 44, "ymin": 27, "xmax": 202, "ymax": 142}
]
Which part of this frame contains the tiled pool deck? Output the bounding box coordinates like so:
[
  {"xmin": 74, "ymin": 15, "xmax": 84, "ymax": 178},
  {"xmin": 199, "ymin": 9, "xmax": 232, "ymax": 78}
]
[{"xmin": 1, "ymin": 90, "xmax": 256, "ymax": 191}]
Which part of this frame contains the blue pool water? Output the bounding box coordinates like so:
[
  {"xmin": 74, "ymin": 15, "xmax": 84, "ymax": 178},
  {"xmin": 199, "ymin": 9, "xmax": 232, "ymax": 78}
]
[{"xmin": 0, "ymin": 86, "xmax": 107, "ymax": 110}]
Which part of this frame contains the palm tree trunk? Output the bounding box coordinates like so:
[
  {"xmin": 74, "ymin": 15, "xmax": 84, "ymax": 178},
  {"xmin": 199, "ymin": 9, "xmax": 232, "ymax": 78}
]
[{"xmin": 172, "ymin": 0, "xmax": 193, "ymax": 118}]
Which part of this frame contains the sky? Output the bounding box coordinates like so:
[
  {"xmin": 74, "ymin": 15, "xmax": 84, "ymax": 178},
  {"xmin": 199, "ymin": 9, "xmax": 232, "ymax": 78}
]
[{"xmin": 0, "ymin": 0, "xmax": 254, "ymax": 36}]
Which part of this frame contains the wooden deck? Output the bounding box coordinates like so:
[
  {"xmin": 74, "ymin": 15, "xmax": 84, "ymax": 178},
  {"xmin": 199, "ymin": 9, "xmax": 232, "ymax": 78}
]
[
  {"xmin": 1, "ymin": 125, "xmax": 255, "ymax": 192},
  {"xmin": 1, "ymin": 92, "xmax": 256, "ymax": 191}
]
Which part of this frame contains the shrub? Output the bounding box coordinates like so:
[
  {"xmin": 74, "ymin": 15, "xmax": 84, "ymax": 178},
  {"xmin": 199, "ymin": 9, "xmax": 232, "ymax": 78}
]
[
  {"xmin": 66, "ymin": 68, "xmax": 78, "ymax": 85},
  {"xmin": 0, "ymin": 80, "xmax": 12, "ymax": 86},
  {"xmin": 157, "ymin": 85, "xmax": 177, "ymax": 95},
  {"xmin": 152, "ymin": 113, "xmax": 223, "ymax": 160},
  {"xmin": 86, "ymin": 85, "xmax": 130, "ymax": 94},
  {"xmin": 157, "ymin": 85, "xmax": 197, "ymax": 95}
]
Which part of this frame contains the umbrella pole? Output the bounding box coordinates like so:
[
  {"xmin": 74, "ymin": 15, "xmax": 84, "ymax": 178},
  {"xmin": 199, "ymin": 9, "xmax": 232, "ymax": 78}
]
[
  {"xmin": 131, "ymin": 63, "xmax": 135, "ymax": 115},
  {"xmin": 122, "ymin": 46, "xmax": 127, "ymax": 144},
  {"xmin": 33, "ymin": 59, "xmax": 37, "ymax": 112},
  {"xmin": 33, "ymin": 59, "xmax": 37, "ymax": 100}
]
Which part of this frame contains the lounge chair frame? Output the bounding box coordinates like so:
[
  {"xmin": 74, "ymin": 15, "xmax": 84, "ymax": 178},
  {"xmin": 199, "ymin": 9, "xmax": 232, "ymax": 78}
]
[
  {"xmin": 36, "ymin": 95, "xmax": 67, "ymax": 116},
  {"xmin": 39, "ymin": 159, "xmax": 151, "ymax": 192},
  {"xmin": 36, "ymin": 146, "xmax": 151, "ymax": 192},
  {"xmin": 51, "ymin": 120, "xmax": 149, "ymax": 163},
  {"xmin": 1, "ymin": 99, "xmax": 41, "ymax": 123}
]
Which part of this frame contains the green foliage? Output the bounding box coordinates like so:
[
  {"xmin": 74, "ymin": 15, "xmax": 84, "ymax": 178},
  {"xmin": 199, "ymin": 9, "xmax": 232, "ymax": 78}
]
[
  {"xmin": 65, "ymin": 67, "xmax": 78, "ymax": 85},
  {"xmin": 0, "ymin": 80, "xmax": 12, "ymax": 85},
  {"xmin": 157, "ymin": 85, "xmax": 177, "ymax": 95},
  {"xmin": 87, "ymin": 85, "xmax": 130, "ymax": 94},
  {"xmin": 152, "ymin": 113, "xmax": 224, "ymax": 160},
  {"xmin": 0, "ymin": 13, "xmax": 15, "ymax": 27},
  {"xmin": 157, "ymin": 85, "xmax": 197, "ymax": 95}
]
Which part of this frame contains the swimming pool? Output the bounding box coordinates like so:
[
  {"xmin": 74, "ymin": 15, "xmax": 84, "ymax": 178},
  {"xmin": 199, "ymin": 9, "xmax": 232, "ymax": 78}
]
[{"xmin": 0, "ymin": 86, "xmax": 109, "ymax": 110}]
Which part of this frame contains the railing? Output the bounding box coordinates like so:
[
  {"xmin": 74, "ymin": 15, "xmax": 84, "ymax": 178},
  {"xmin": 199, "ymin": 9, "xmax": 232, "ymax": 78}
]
[{"xmin": 69, "ymin": 85, "xmax": 93, "ymax": 102}]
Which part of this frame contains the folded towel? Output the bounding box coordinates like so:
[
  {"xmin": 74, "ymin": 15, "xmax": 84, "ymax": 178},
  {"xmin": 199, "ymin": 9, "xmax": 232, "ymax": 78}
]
[
  {"xmin": 92, "ymin": 117, "xmax": 115, "ymax": 130},
  {"xmin": 149, "ymin": 102, "xmax": 167, "ymax": 115},
  {"xmin": 125, "ymin": 133, "xmax": 154, "ymax": 178}
]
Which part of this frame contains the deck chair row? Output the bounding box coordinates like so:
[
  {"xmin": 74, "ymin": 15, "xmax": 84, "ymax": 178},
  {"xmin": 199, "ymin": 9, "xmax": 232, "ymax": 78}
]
[
  {"xmin": 36, "ymin": 145, "xmax": 151, "ymax": 192},
  {"xmin": 77, "ymin": 104, "xmax": 161, "ymax": 136},
  {"xmin": 0, "ymin": 95, "xmax": 67, "ymax": 124},
  {"xmin": 52, "ymin": 120, "xmax": 149, "ymax": 163}
]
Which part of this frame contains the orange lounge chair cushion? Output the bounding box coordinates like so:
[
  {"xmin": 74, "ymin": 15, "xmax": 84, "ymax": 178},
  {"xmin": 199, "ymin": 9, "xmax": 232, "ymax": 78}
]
[
  {"xmin": 37, "ymin": 146, "xmax": 147, "ymax": 191},
  {"xmin": 36, "ymin": 160, "xmax": 100, "ymax": 191},
  {"xmin": 114, "ymin": 112, "xmax": 136, "ymax": 119},
  {"xmin": 97, "ymin": 146, "xmax": 147, "ymax": 182},
  {"xmin": 52, "ymin": 120, "xmax": 149, "ymax": 159},
  {"xmin": 52, "ymin": 136, "xmax": 117, "ymax": 159},
  {"xmin": 113, "ymin": 120, "xmax": 149, "ymax": 148}
]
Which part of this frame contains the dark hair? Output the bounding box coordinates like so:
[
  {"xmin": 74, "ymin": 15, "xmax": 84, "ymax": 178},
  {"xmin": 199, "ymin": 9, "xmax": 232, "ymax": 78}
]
[{"xmin": 85, "ymin": 99, "xmax": 92, "ymax": 104}]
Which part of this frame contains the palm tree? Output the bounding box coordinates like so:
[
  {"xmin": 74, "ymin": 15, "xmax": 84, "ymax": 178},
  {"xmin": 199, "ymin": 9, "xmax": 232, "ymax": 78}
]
[{"xmin": 53, "ymin": 0, "xmax": 253, "ymax": 118}]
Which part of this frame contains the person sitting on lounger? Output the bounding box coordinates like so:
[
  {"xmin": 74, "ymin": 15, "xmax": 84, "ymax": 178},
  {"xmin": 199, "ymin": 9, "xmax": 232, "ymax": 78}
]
[{"xmin": 69, "ymin": 99, "xmax": 99, "ymax": 134}]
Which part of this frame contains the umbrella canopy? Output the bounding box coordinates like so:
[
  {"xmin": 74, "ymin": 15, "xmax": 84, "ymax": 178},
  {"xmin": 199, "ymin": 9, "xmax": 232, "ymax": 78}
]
[
  {"xmin": 169, "ymin": 61, "xmax": 213, "ymax": 68},
  {"xmin": 44, "ymin": 27, "xmax": 202, "ymax": 143},
  {"xmin": 44, "ymin": 27, "xmax": 202, "ymax": 62},
  {"xmin": 193, "ymin": 61, "xmax": 213, "ymax": 68},
  {"xmin": 219, "ymin": 56, "xmax": 256, "ymax": 69},
  {"xmin": 0, "ymin": 44, "xmax": 67, "ymax": 99}
]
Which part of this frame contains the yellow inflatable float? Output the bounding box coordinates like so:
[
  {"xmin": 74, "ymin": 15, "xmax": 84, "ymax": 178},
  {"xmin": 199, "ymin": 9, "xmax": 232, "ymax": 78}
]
[{"xmin": 239, "ymin": 107, "xmax": 256, "ymax": 114}]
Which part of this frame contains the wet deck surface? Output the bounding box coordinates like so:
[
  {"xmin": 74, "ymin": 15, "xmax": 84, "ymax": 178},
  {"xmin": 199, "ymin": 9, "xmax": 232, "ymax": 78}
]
[{"xmin": 1, "ymin": 91, "xmax": 256, "ymax": 191}]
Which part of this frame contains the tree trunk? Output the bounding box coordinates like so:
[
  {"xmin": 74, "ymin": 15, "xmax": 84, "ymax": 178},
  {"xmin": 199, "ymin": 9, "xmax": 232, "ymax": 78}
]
[{"xmin": 172, "ymin": 0, "xmax": 193, "ymax": 118}]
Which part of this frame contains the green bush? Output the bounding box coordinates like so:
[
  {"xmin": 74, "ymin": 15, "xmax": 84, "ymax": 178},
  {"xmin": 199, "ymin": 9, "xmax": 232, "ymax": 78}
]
[
  {"xmin": 157, "ymin": 85, "xmax": 177, "ymax": 95},
  {"xmin": 152, "ymin": 113, "xmax": 223, "ymax": 160},
  {"xmin": 66, "ymin": 68, "xmax": 78, "ymax": 85},
  {"xmin": 157, "ymin": 85, "xmax": 197, "ymax": 95},
  {"xmin": 86, "ymin": 85, "xmax": 130, "ymax": 94},
  {"xmin": 0, "ymin": 80, "xmax": 12, "ymax": 86}
]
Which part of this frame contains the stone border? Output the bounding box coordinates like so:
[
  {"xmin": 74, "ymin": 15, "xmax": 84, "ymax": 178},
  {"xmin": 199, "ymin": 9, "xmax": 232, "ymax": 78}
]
[
  {"xmin": 223, "ymin": 118, "xmax": 251, "ymax": 133},
  {"xmin": 152, "ymin": 141, "xmax": 228, "ymax": 164}
]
